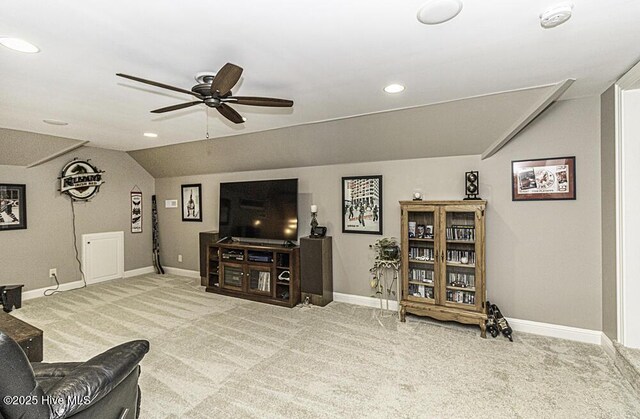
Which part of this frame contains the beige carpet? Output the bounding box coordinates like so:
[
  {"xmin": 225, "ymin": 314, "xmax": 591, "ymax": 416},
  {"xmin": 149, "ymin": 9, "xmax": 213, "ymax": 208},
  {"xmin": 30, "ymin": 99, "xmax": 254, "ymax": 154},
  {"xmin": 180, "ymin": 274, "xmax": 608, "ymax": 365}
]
[{"xmin": 12, "ymin": 274, "xmax": 640, "ymax": 418}]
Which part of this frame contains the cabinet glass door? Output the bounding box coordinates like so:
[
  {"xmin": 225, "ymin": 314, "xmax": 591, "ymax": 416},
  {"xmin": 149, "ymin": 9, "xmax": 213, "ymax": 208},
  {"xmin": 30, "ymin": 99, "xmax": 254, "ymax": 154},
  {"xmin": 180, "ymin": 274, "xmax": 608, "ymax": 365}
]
[
  {"xmin": 248, "ymin": 265, "xmax": 272, "ymax": 296},
  {"xmin": 404, "ymin": 206, "xmax": 438, "ymax": 303},
  {"xmin": 442, "ymin": 207, "xmax": 481, "ymax": 311},
  {"xmin": 207, "ymin": 247, "xmax": 220, "ymax": 288},
  {"xmin": 221, "ymin": 263, "xmax": 244, "ymax": 290}
]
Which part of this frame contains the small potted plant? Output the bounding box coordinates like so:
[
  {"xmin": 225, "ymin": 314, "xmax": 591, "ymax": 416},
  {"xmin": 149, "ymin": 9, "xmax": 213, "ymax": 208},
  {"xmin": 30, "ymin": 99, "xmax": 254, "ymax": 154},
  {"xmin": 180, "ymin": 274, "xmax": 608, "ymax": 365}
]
[{"xmin": 372, "ymin": 237, "xmax": 400, "ymax": 262}]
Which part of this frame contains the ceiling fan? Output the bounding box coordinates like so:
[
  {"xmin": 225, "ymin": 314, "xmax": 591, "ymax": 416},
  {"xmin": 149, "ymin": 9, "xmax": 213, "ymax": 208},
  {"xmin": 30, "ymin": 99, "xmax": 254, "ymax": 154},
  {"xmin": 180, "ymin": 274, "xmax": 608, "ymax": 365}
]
[{"xmin": 116, "ymin": 63, "xmax": 293, "ymax": 124}]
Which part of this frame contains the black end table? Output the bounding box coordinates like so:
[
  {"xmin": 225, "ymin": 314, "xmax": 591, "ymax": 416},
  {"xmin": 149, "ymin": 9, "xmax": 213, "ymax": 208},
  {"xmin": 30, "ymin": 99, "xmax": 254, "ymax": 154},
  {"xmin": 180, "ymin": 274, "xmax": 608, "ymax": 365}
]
[{"xmin": 0, "ymin": 312, "xmax": 43, "ymax": 362}]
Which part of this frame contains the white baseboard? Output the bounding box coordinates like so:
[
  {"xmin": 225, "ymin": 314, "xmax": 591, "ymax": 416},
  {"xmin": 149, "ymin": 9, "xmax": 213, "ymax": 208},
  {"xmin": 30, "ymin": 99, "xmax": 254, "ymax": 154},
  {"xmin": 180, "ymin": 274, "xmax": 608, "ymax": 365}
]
[
  {"xmin": 333, "ymin": 291, "xmax": 601, "ymax": 345},
  {"xmin": 22, "ymin": 280, "xmax": 86, "ymax": 301},
  {"xmin": 22, "ymin": 266, "xmax": 156, "ymax": 301},
  {"xmin": 505, "ymin": 318, "xmax": 602, "ymax": 345},
  {"xmin": 601, "ymin": 332, "xmax": 617, "ymax": 359},
  {"xmin": 124, "ymin": 266, "xmax": 156, "ymax": 278},
  {"xmin": 163, "ymin": 266, "xmax": 200, "ymax": 279},
  {"xmin": 333, "ymin": 292, "xmax": 399, "ymax": 312}
]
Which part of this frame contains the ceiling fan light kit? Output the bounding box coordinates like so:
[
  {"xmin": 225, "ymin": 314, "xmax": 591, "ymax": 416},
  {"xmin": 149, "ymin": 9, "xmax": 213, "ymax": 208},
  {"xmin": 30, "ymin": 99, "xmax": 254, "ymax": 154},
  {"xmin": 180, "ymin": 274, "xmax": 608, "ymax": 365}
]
[
  {"xmin": 43, "ymin": 119, "xmax": 68, "ymax": 126},
  {"xmin": 384, "ymin": 84, "xmax": 405, "ymax": 94},
  {"xmin": 0, "ymin": 37, "xmax": 39, "ymax": 53},
  {"xmin": 417, "ymin": 0, "xmax": 463, "ymax": 25},
  {"xmin": 540, "ymin": 3, "xmax": 574, "ymax": 29},
  {"xmin": 116, "ymin": 63, "xmax": 293, "ymax": 125}
]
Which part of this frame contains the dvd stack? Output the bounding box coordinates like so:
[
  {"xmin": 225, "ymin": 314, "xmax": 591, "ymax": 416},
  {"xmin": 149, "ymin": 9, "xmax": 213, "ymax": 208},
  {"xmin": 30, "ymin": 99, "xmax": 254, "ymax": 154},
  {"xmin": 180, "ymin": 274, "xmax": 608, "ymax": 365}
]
[
  {"xmin": 409, "ymin": 247, "xmax": 435, "ymax": 261},
  {"xmin": 446, "ymin": 225, "xmax": 475, "ymax": 241},
  {"xmin": 446, "ymin": 249, "xmax": 476, "ymax": 264},
  {"xmin": 446, "ymin": 290, "xmax": 475, "ymax": 305},
  {"xmin": 447, "ymin": 272, "xmax": 475, "ymax": 288},
  {"xmin": 410, "ymin": 268, "xmax": 434, "ymax": 283},
  {"xmin": 409, "ymin": 284, "xmax": 434, "ymax": 299}
]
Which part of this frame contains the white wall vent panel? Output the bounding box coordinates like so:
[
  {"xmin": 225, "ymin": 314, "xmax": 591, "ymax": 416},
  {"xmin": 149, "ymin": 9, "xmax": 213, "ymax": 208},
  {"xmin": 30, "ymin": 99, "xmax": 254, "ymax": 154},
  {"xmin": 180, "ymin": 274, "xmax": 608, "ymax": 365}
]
[{"xmin": 82, "ymin": 231, "xmax": 124, "ymax": 284}]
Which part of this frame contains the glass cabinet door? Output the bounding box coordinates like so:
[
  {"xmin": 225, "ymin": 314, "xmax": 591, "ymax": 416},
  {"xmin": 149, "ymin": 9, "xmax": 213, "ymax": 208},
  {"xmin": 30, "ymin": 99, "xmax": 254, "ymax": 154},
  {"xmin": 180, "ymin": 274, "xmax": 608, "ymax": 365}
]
[
  {"xmin": 221, "ymin": 263, "xmax": 244, "ymax": 291},
  {"xmin": 247, "ymin": 265, "xmax": 272, "ymax": 296},
  {"xmin": 207, "ymin": 247, "xmax": 220, "ymax": 288},
  {"xmin": 442, "ymin": 207, "xmax": 482, "ymax": 311},
  {"xmin": 404, "ymin": 206, "xmax": 438, "ymax": 303}
]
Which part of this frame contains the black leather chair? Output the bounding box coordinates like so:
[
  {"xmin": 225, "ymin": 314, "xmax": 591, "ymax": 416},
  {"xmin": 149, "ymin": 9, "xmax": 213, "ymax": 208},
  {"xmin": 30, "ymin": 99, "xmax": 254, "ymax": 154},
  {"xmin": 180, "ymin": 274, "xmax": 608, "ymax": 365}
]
[{"xmin": 0, "ymin": 331, "xmax": 149, "ymax": 419}]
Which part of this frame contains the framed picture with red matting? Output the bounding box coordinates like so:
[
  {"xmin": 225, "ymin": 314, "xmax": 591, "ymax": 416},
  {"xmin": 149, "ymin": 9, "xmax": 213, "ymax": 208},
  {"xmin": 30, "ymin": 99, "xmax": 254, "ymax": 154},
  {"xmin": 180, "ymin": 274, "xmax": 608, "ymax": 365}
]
[{"xmin": 512, "ymin": 157, "xmax": 576, "ymax": 201}]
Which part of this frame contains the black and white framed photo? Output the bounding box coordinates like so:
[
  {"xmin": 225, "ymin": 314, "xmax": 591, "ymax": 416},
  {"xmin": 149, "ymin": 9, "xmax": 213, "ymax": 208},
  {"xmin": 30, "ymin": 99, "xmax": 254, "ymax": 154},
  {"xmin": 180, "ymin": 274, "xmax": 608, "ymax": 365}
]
[
  {"xmin": 131, "ymin": 191, "xmax": 143, "ymax": 233},
  {"xmin": 181, "ymin": 184, "xmax": 202, "ymax": 222},
  {"xmin": 0, "ymin": 184, "xmax": 27, "ymax": 231},
  {"xmin": 342, "ymin": 175, "xmax": 382, "ymax": 235}
]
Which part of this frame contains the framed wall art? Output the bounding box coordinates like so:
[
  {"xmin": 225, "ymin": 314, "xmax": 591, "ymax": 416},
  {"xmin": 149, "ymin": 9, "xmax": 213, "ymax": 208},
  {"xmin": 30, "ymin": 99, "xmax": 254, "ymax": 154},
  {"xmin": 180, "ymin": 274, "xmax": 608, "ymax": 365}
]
[
  {"xmin": 512, "ymin": 156, "xmax": 576, "ymax": 201},
  {"xmin": 131, "ymin": 190, "xmax": 143, "ymax": 233},
  {"xmin": 182, "ymin": 184, "xmax": 202, "ymax": 222},
  {"xmin": 0, "ymin": 184, "xmax": 27, "ymax": 231},
  {"xmin": 342, "ymin": 175, "xmax": 382, "ymax": 234}
]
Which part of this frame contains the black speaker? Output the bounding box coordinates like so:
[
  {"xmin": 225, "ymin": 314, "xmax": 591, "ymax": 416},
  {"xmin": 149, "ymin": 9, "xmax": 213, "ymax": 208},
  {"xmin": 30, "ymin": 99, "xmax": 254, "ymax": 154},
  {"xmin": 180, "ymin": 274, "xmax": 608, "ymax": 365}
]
[
  {"xmin": 464, "ymin": 171, "xmax": 481, "ymax": 200},
  {"xmin": 1, "ymin": 285, "xmax": 24, "ymax": 313},
  {"xmin": 300, "ymin": 236, "xmax": 333, "ymax": 306}
]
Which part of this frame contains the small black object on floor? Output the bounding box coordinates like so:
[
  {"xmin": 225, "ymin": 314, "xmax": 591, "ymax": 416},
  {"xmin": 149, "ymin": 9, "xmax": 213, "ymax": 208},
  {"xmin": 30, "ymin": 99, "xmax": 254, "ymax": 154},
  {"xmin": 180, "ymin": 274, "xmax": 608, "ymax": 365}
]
[
  {"xmin": 486, "ymin": 301, "xmax": 513, "ymax": 342},
  {"xmin": 1, "ymin": 284, "xmax": 24, "ymax": 313}
]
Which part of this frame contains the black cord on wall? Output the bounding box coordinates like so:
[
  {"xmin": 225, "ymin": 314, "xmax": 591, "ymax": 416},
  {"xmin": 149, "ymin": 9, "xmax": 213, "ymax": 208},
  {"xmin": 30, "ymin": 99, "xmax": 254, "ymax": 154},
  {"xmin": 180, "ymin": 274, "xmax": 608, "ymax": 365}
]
[
  {"xmin": 70, "ymin": 199, "xmax": 87, "ymax": 288},
  {"xmin": 44, "ymin": 199, "xmax": 87, "ymax": 296}
]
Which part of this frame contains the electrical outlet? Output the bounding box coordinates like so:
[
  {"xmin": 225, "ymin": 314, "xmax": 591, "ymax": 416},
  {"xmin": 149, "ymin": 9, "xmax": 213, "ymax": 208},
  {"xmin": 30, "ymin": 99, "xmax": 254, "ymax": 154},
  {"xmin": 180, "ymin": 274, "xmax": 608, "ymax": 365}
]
[
  {"xmin": 49, "ymin": 268, "xmax": 57, "ymax": 278},
  {"xmin": 178, "ymin": 254, "xmax": 183, "ymax": 263}
]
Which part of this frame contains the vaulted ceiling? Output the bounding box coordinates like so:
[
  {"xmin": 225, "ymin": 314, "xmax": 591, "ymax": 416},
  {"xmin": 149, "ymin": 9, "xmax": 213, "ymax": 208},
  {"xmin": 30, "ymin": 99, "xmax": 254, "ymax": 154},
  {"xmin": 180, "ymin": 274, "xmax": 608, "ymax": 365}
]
[
  {"xmin": 1, "ymin": 0, "xmax": 639, "ymax": 152},
  {"xmin": 129, "ymin": 85, "xmax": 556, "ymax": 177}
]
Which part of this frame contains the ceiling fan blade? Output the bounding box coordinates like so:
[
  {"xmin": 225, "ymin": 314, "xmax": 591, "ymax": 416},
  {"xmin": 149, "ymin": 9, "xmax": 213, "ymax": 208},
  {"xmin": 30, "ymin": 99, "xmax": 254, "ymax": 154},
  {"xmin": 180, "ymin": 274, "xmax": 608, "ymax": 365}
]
[
  {"xmin": 216, "ymin": 103, "xmax": 244, "ymax": 124},
  {"xmin": 116, "ymin": 73, "xmax": 202, "ymax": 99},
  {"xmin": 228, "ymin": 96, "xmax": 294, "ymax": 107},
  {"xmin": 151, "ymin": 101, "xmax": 202, "ymax": 113},
  {"xmin": 210, "ymin": 63, "xmax": 243, "ymax": 96}
]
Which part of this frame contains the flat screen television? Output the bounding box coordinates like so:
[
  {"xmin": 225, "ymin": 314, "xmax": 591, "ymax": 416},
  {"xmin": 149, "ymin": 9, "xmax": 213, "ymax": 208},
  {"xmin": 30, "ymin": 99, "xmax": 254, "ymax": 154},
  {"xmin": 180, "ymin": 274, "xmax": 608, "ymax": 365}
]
[{"xmin": 218, "ymin": 179, "xmax": 298, "ymax": 241}]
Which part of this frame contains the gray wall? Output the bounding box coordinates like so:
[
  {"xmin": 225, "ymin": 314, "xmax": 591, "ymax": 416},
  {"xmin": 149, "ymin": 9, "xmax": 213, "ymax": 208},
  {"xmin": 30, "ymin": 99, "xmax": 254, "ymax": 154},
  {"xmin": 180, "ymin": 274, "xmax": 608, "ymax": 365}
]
[
  {"xmin": 601, "ymin": 85, "xmax": 617, "ymax": 340},
  {"xmin": 0, "ymin": 146, "xmax": 155, "ymax": 292},
  {"xmin": 155, "ymin": 154, "xmax": 479, "ymax": 295},
  {"xmin": 155, "ymin": 96, "xmax": 603, "ymax": 331},
  {"xmin": 481, "ymin": 97, "xmax": 602, "ymax": 330}
]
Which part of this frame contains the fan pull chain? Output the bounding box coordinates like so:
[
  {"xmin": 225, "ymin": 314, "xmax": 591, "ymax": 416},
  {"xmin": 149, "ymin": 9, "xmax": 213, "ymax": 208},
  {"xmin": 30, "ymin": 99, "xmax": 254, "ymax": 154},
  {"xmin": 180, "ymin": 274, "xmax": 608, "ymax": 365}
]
[{"xmin": 206, "ymin": 107, "xmax": 210, "ymax": 139}]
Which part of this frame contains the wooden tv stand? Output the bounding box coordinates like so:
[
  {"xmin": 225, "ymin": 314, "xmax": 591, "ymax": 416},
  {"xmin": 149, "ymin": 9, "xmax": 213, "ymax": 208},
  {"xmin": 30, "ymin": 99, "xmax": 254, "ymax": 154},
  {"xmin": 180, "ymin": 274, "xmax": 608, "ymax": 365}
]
[{"xmin": 204, "ymin": 241, "xmax": 300, "ymax": 307}]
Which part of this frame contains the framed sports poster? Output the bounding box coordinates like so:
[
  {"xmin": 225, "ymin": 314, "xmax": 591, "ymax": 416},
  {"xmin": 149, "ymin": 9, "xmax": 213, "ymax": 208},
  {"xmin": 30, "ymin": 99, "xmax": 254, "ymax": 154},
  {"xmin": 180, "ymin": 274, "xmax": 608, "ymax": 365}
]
[
  {"xmin": 182, "ymin": 184, "xmax": 202, "ymax": 222},
  {"xmin": 131, "ymin": 191, "xmax": 143, "ymax": 233},
  {"xmin": 512, "ymin": 157, "xmax": 576, "ymax": 201},
  {"xmin": 0, "ymin": 184, "xmax": 27, "ymax": 231},
  {"xmin": 342, "ymin": 175, "xmax": 382, "ymax": 234}
]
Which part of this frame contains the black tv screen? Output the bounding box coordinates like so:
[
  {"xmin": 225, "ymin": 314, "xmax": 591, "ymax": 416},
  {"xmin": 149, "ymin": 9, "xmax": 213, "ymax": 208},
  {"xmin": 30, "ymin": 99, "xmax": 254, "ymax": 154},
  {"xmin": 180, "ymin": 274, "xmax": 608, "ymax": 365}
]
[{"xmin": 219, "ymin": 179, "xmax": 298, "ymax": 241}]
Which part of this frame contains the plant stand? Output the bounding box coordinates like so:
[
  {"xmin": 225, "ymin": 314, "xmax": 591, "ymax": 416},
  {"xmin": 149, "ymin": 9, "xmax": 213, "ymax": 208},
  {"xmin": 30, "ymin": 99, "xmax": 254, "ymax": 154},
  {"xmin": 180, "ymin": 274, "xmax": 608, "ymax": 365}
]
[{"xmin": 373, "ymin": 260, "xmax": 400, "ymax": 318}]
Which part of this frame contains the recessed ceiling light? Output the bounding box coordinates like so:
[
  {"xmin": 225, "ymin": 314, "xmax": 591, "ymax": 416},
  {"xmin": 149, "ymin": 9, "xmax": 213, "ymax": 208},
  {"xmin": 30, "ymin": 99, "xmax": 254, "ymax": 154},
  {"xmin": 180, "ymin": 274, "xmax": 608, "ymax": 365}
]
[
  {"xmin": 540, "ymin": 4, "xmax": 574, "ymax": 29},
  {"xmin": 417, "ymin": 0, "xmax": 463, "ymax": 25},
  {"xmin": 143, "ymin": 132, "xmax": 158, "ymax": 138},
  {"xmin": 43, "ymin": 119, "xmax": 68, "ymax": 126},
  {"xmin": 384, "ymin": 84, "xmax": 405, "ymax": 94},
  {"xmin": 0, "ymin": 37, "xmax": 40, "ymax": 53}
]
